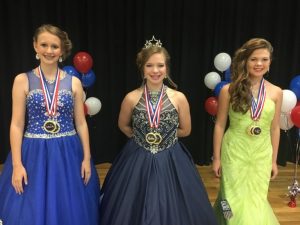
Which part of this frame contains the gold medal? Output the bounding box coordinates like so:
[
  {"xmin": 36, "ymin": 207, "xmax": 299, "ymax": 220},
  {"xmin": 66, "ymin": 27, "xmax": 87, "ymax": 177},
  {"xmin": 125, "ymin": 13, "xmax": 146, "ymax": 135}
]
[
  {"xmin": 146, "ymin": 132, "xmax": 162, "ymax": 145},
  {"xmin": 43, "ymin": 120, "xmax": 57, "ymax": 133},
  {"xmin": 247, "ymin": 124, "xmax": 261, "ymax": 136},
  {"xmin": 146, "ymin": 132, "xmax": 157, "ymax": 144},
  {"xmin": 52, "ymin": 121, "xmax": 60, "ymax": 133},
  {"xmin": 248, "ymin": 79, "xmax": 265, "ymax": 137},
  {"xmin": 38, "ymin": 66, "xmax": 61, "ymax": 134},
  {"xmin": 154, "ymin": 133, "xmax": 162, "ymax": 144}
]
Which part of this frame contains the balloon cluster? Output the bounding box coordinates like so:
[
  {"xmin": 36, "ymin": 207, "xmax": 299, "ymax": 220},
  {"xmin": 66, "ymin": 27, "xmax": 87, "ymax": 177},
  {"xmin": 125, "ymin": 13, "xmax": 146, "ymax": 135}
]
[
  {"xmin": 204, "ymin": 52, "xmax": 232, "ymax": 116},
  {"xmin": 282, "ymin": 75, "xmax": 300, "ymax": 207},
  {"xmin": 63, "ymin": 52, "xmax": 101, "ymax": 116}
]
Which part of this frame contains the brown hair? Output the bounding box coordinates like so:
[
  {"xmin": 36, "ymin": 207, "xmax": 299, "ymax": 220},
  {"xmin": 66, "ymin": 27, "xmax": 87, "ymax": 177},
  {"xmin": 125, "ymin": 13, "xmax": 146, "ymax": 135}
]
[
  {"xmin": 229, "ymin": 38, "xmax": 273, "ymax": 113},
  {"xmin": 136, "ymin": 45, "xmax": 177, "ymax": 89},
  {"xmin": 33, "ymin": 24, "xmax": 72, "ymax": 61}
]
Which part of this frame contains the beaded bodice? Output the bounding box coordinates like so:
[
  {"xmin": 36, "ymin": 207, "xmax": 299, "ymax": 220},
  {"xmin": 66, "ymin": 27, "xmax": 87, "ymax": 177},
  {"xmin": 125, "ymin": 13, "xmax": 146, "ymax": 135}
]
[
  {"xmin": 132, "ymin": 86, "xmax": 179, "ymax": 153},
  {"xmin": 24, "ymin": 70, "xmax": 76, "ymax": 138}
]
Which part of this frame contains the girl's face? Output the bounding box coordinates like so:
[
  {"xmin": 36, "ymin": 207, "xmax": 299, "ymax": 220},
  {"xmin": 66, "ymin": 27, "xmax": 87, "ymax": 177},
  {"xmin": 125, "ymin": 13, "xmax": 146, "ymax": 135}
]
[
  {"xmin": 247, "ymin": 48, "xmax": 271, "ymax": 78},
  {"xmin": 143, "ymin": 53, "xmax": 167, "ymax": 85},
  {"xmin": 34, "ymin": 31, "xmax": 62, "ymax": 65}
]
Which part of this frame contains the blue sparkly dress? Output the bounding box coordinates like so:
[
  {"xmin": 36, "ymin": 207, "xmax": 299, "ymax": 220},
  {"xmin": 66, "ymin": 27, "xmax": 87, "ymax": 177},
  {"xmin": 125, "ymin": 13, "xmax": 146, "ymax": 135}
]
[
  {"xmin": 100, "ymin": 86, "xmax": 218, "ymax": 225},
  {"xmin": 0, "ymin": 70, "xmax": 100, "ymax": 225}
]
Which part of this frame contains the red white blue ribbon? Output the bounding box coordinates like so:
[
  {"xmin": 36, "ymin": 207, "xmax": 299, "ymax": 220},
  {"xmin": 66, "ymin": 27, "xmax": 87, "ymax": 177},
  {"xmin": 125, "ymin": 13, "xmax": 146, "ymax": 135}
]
[
  {"xmin": 144, "ymin": 84, "xmax": 164, "ymax": 128},
  {"xmin": 38, "ymin": 66, "xmax": 60, "ymax": 116},
  {"xmin": 250, "ymin": 78, "xmax": 266, "ymax": 121}
]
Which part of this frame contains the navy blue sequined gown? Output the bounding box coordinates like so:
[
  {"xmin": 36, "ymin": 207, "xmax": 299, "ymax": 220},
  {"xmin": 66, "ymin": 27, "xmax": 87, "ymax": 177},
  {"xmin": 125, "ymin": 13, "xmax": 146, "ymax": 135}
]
[
  {"xmin": 100, "ymin": 86, "xmax": 218, "ymax": 225},
  {"xmin": 0, "ymin": 70, "xmax": 100, "ymax": 225}
]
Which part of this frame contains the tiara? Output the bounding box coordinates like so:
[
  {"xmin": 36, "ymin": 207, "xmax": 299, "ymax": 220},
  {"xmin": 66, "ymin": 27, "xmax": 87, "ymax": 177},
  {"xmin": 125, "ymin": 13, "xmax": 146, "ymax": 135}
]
[{"xmin": 144, "ymin": 35, "xmax": 162, "ymax": 48}]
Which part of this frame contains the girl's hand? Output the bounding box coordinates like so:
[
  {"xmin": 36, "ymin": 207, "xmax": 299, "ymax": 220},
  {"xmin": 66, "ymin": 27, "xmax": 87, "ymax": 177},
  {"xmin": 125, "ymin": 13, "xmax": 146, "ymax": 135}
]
[{"xmin": 12, "ymin": 164, "xmax": 28, "ymax": 194}]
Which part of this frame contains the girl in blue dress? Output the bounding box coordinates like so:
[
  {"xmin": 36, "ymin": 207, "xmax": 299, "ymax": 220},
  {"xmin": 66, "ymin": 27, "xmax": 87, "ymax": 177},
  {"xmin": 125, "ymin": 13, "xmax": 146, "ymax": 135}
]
[
  {"xmin": 0, "ymin": 24, "xmax": 100, "ymax": 225},
  {"xmin": 100, "ymin": 36, "xmax": 218, "ymax": 225}
]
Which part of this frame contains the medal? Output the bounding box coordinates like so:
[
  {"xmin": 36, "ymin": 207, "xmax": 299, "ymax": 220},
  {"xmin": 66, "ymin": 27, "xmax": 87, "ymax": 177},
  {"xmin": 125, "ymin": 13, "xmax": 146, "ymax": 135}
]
[
  {"xmin": 247, "ymin": 124, "xmax": 262, "ymax": 136},
  {"xmin": 43, "ymin": 120, "xmax": 60, "ymax": 134},
  {"xmin": 146, "ymin": 132, "xmax": 156, "ymax": 144},
  {"xmin": 144, "ymin": 85, "xmax": 164, "ymax": 148},
  {"xmin": 38, "ymin": 66, "xmax": 61, "ymax": 133},
  {"xmin": 247, "ymin": 79, "xmax": 266, "ymax": 136},
  {"xmin": 154, "ymin": 132, "xmax": 162, "ymax": 144},
  {"xmin": 145, "ymin": 132, "xmax": 162, "ymax": 145}
]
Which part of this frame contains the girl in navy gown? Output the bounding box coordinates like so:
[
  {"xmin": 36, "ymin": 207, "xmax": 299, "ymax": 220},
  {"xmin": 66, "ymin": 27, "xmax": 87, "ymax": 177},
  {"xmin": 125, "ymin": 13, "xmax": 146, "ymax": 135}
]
[
  {"xmin": 100, "ymin": 36, "xmax": 218, "ymax": 225},
  {"xmin": 0, "ymin": 24, "xmax": 100, "ymax": 225}
]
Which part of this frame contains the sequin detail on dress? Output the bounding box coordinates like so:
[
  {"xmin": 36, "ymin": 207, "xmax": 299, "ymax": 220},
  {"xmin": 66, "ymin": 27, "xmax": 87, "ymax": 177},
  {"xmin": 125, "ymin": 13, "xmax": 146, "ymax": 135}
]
[
  {"xmin": 24, "ymin": 70, "xmax": 76, "ymax": 138},
  {"xmin": 132, "ymin": 85, "xmax": 179, "ymax": 153}
]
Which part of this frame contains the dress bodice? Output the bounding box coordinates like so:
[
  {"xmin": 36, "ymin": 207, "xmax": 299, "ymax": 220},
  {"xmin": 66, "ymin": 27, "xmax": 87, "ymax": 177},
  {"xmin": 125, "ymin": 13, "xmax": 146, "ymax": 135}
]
[
  {"xmin": 24, "ymin": 70, "xmax": 76, "ymax": 138},
  {"xmin": 132, "ymin": 86, "xmax": 179, "ymax": 153},
  {"xmin": 227, "ymin": 98, "xmax": 275, "ymax": 137}
]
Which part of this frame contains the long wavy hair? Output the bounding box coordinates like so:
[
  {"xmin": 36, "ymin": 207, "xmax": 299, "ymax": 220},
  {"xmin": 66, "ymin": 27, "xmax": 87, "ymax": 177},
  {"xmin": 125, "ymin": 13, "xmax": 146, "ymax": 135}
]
[
  {"xmin": 136, "ymin": 45, "xmax": 177, "ymax": 89},
  {"xmin": 229, "ymin": 38, "xmax": 273, "ymax": 113}
]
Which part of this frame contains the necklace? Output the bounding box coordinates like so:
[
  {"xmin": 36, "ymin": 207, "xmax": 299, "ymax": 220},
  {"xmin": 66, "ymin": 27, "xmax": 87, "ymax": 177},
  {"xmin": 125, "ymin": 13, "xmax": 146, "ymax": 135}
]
[
  {"xmin": 45, "ymin": 78, "xmax": 56, "ymax": 84},
  {"xmin": 148, "ymin": 91, "xmax": 160, "ymax": 106}
]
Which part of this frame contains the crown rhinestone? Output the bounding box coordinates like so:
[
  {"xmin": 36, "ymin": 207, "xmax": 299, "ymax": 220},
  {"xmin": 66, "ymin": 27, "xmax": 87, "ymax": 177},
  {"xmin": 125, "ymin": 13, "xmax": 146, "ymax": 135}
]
[{"xmin": 144, "ymin": 35, "xmax": 162, "ymax": 49}]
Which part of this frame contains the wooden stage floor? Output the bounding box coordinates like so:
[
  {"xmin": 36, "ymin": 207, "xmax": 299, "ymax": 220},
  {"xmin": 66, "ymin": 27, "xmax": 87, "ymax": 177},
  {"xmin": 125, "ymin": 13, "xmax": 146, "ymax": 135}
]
[
  {"xmin": 98, "ymin": 162, "xmax": 300, "ymax": 225},
  {"xmin": 1, "ymin": 162, "xmax": 300, "ymax": 224}
]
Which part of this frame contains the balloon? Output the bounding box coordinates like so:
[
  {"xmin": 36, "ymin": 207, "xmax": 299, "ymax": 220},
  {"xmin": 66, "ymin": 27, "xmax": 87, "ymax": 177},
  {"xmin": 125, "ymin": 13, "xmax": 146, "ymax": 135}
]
[
  {"xmin": 281, "ymin": 89, "xmax": 297, "ymax": 113},
  {"xmin": 204, "ymin": 71, "xmax": 221, "ymax": 90},
  {"xmin": 291, "ymin": 87, "xmax": 300, "ymax": 100},
  {"xmin": 73, "ymin": 52, "xmax": 93, "ymax": 73},
  {"xmin": 214, "ymin": 52, "xmax": 231, "ymax": 72},
  {"xmin": 291, "ymin": 106, "xmax": 300, "ymax": 128},
  {"xmin": 82, "ymin": 70, "xmax": 96, "ymax": 88},
  {"xmin": 85, "ymin": 97, "xmax": 102, "ymax": 116},
  {"xmin": 204, "ymin": 96, "xmax": 218, "ymax": 116},
  {"xmin": 280, "ymin": 112, "xmax": 294, "ymax": 130},
  {"xmin": 63, "ymin": 65, "xmax": 82, "ymax": 80},
  {"xmin": 214, "ymin": 81, "xmax": 229, "ymax": 96},
  {"xmin": 224, "ymin": 68, "xmax": 231, "ymax": 82},
  {"xmin": 289, "ymin": 75, "xmax": 300, "ymax": 99}
]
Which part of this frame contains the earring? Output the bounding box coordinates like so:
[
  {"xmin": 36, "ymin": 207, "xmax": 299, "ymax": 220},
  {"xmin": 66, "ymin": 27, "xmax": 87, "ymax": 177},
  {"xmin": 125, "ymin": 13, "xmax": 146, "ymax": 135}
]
[
  {"xmin": 35, "ymin": 54, "xmax": 40, "ymax": 60},
  {"xmin": 59, "ymin": 56, "xmax": 63, "ymax": 62}
]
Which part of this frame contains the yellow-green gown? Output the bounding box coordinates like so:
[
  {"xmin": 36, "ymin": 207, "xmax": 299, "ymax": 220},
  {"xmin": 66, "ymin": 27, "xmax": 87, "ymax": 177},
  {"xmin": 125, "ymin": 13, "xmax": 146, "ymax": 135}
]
[{"xmin": 214, "ymin": 99, "xmax": 280, "ymax": 225}]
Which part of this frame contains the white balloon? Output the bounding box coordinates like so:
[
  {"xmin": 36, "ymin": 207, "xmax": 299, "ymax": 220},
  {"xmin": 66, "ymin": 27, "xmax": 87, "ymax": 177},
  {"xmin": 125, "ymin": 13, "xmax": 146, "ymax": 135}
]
[
  {"xmin": 204, "ymin": 71, "xmax": 221, "ymax": 90},
  {"xmin": 85, "ymin": 97, "xmax": 102, "ymax": 116},
  {"xmin": 214, "ymin": 52, "xmax": 231, "ymax": 72},
  {"xmin": 281, "ymin": 89, "xmax": 297, "ymax": 113},
  {"xmin": 280, "ymin": 112, "xmax": 294, "ymax": 130}
]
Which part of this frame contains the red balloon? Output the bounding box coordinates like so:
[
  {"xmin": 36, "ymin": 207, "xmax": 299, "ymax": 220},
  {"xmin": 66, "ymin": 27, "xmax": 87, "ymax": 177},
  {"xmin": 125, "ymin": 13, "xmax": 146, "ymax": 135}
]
[
  {"xmin": 73, "ymin": 52, "xmax": 93, "ymax": 73},
  {"xmin": 291, "ymin": 106, "xmax": 300, "ymax": 128},
  {"xmin": 204, "ymin": 96, "xmax": 218, "ymax": 116}
]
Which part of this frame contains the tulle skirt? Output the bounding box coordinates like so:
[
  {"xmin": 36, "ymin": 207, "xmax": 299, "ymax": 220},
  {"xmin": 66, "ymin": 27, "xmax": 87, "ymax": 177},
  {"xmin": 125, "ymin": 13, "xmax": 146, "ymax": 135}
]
[
  {"xmin": 100, "ymin": 139, "xmax": 218, "ymax": 225},
  {"xmin": 0, "ymin": 135, "xmax": 100, "ymax": 225}
]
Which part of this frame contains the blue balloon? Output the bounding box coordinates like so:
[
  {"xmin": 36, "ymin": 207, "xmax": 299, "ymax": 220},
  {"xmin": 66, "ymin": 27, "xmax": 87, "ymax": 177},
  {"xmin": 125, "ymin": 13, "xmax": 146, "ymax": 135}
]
[
  {"xmin": 291, "ymin": 87, "xmax": 300, "ymax": 100},
  {"xmin": 82, "ymin": 70, "xmax": 96, "ymax": 88},
  {"xmin": 224, "ymin": 68, "xmax": 231, "ymax": 82},
  {"xmin": 214, "ymin": 81, "xmax": 229, "ymax": 96},
  {"xmin": 289, "ymin": 75, "xmax": 300, "ymax": 98},
  {"xmin": 63, "ymin": 65, "xmax": 82, "ymax": 80}
]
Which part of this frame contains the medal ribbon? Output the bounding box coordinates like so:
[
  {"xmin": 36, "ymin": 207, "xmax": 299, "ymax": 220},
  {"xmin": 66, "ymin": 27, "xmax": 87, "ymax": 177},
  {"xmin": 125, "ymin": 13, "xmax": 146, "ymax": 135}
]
[
  {"xmin": 38, "ymin": 66, "xmax": 60, "ymax": 116},
  {"xmin": 250, "ymin": 78, "xmax": 266, "ymax": 121},
  {"xmin": 144, "ymin": 84, "xmax": 164, "ymax": 128}
]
